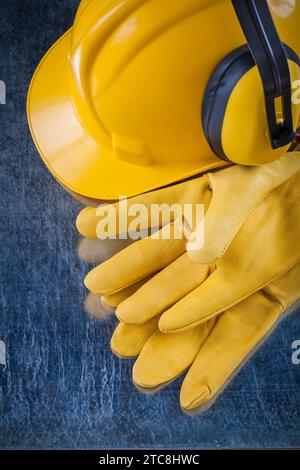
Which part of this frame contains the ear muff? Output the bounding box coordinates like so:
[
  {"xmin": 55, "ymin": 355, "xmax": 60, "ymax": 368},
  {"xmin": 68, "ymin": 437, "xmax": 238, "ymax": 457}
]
[{"xmin": 202, "ymin": 44, "xmax": 300, "ymax": 165}]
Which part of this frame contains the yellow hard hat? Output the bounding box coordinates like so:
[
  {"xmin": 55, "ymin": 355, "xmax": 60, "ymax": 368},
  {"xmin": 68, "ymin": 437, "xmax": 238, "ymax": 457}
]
[{"xmin": 27, "ymin": 0, "xmax": 300, "ymax": 200}]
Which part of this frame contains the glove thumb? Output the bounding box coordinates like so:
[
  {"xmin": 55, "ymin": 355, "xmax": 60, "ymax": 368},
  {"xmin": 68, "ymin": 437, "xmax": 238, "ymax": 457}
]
[{"xmin": 187, "ymin": 153, "xmax": 300, "ymax": 263}]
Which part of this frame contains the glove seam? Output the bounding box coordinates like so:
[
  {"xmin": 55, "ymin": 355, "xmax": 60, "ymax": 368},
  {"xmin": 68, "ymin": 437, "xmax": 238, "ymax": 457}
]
[{"xmin": 260, "ymin": 287, "xmax": 286, "ymax": 312}]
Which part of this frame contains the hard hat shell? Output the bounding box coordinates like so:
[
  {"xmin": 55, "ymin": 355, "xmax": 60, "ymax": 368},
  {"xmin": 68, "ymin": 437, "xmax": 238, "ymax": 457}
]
[{"xmin": 27, "ymin": 0, "xmax": 300, "ymax": 200}]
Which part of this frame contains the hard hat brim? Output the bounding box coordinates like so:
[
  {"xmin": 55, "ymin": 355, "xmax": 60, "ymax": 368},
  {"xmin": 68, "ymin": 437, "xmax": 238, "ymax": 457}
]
[{"xmin": 27, "ymin": 30, "xmax": 226, "ymax": 200}]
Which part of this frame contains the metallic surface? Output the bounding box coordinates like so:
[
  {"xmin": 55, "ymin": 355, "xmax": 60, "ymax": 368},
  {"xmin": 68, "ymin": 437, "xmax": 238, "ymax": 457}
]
[{"xmin": 0, "ymin": 0, "xmax": 300, "ymax": 449}]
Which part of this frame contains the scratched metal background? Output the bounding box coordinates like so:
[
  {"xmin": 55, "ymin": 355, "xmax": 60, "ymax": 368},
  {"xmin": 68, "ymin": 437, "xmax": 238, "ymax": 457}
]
[{"xmin": 0, "ymin": 0, "xmax": 300, "ymax": 449}]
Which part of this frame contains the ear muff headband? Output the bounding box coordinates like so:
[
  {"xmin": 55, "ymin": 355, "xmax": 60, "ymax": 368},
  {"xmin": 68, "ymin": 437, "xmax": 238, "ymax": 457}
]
[
  {"xmin": 202, "ymin": 44, "xmax": 300, "ymax": 162},
  {"xmin": 231, "ymin": 0, "xmax": 295, "ymax": 149}
]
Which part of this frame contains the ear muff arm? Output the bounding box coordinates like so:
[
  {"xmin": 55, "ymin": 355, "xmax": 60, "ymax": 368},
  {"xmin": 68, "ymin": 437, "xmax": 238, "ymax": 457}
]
[{"xmin": 232, "ymin": 0, "xmax": 295, "ymax": 149}]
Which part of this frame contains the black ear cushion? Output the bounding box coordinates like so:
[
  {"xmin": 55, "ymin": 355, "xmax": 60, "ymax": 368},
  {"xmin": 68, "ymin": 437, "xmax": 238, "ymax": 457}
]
[{"xmin": 202, "ymin": 44, "xmax": 300, "ymax": 162}]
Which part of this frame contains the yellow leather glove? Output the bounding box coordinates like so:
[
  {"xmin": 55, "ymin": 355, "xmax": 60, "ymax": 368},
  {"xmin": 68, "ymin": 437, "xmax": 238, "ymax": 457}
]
[
  {"xmin": 77, "ymin": 154, "xmax": 300, "ymax": 334},
  {"xmin": 104, "ymin": 262, "xmax": 300, "ymax": 412},
  {"xmin": 77, "ymin": 154, "xmax": 300, "ymax": 262}
]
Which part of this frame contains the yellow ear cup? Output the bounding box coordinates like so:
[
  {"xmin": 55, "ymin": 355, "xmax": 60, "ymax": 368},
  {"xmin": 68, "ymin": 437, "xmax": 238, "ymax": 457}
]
[
  {"xmin": 222, "ymin": 58, "xmax": 300, "ymax": 165},
  {"xmin": 202, "ymin": 45, "xmax": 300, "ymax": 165}
]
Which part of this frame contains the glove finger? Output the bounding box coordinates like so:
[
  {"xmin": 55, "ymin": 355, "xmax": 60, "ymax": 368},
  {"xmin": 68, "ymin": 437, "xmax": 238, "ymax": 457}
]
[
  {"xmin": 76, "ymin": 207, "xmax": 101, "ymax": 239},
  {"xmin": 187, "ymin": 153, "xmax": 300, "ymax": 263},
  {"xmin": 102, "ymin": 275, "xmax": 153, "ymax": 308},
  {"xmin": 85, "ymin": 221, "xmax": 185, "ymax": 295},
  {"xmin": 76, "ymin": 177, "xmax": 208, "ymax": 239},
  {"xmin": 133, "ymin": 320, "xmax": 215, "ymax": 390},
  {"xmin": 180, "ymin": 290, "xmax": 283, "ymax": 412},
  {"xmin": 116, "ymin": 253, "xmax": 210, "ymax": 324},
  {"xmin": 158, "ymin": 262, "xmax": 292, "ymax": 333},
  {"xmin": 111, "ymin": 317, "xmax": 159, "ymax": 358},
  {"xmin": 161, "ymin": 172, "xmax": 300, "ymax": 333},
  {"xmin": 84, "ymin": 275, "xmax": 153, "ymax": 318}
]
